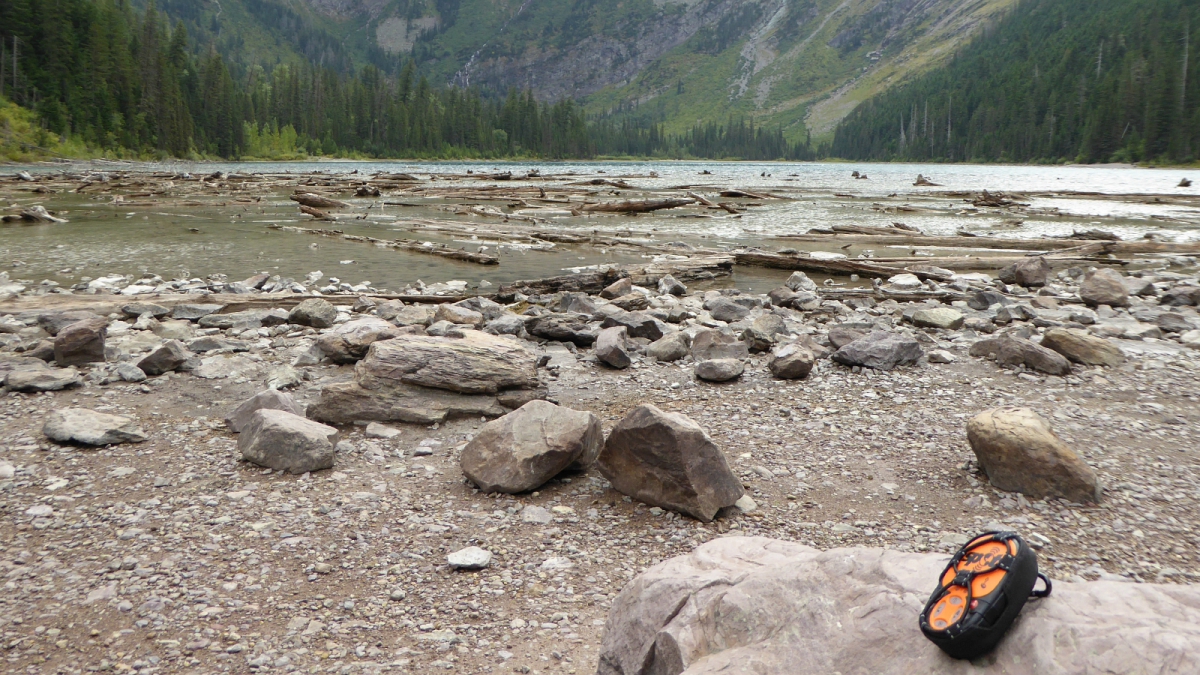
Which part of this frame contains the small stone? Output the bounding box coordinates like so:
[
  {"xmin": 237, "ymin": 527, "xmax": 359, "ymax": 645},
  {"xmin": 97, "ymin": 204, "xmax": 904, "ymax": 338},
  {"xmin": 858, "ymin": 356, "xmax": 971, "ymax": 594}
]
[
  {"xmin": 927, "ymin": 349, "xmax": 956, "ymax": 364},
  {"xmin": 365, "ymin": 422, "xmax": 401, "ymax": 439},
  {"xmin": 115, "ymin": 363, "xmax": 147, "ymax": 382},
  {"xmin": 520, "ymin": 505, "xmax": 554, "ymax": 524},
  {"xmin": 447, "ymin": 546, "xmax": 492, "ymax": 570}
]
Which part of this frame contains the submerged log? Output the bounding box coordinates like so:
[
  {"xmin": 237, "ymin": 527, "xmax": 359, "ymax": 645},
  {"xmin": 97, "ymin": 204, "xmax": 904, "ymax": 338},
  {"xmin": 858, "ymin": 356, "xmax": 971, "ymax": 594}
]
[
  {"xmin": 1, "ymin": 205, "xmax": 68, "ymax": 223},
  {"xmin": 291, "ymin": 192, "xmax": 351, "ymax": 209},
  {"xmin": 299, "ymin": 204, "xmax": 337, "ymax": 221},
  {"xmin": 496, "ymin": 256, "xmax": 733, "ymax": 301},
  {"xmin": 581, "ymin": 198, "xmax": 694, "ymax": 214},
  {"xmin": 733, "ymin": 250, "xmax": 955, "ymax": 282},
  {"xmin": 267, "ymin": 225, "xmax": 499, "ymax": 265}
]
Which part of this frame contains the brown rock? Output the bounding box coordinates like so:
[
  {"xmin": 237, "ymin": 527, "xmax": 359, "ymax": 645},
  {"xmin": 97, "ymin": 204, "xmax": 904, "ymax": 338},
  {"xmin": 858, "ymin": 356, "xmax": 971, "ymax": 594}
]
[
  {"xmin": 1079, "ymin": 268, "xmax": 1130, "ymax": 307},
  {"xmin": 969, "ymin": 336, "xmax": 1071, "ymax": 375},
  {"xmin": 768, "ymin": 343, "xmax": 815, "ymax": 380},
  {"xmin": 1040, "ymin": 328, "xmax": 1124, "ymax": 367},
  {"xmin": 356, "ymin": 331, "xmax": 539, "ymax": 395},
  {"xmin": 595, "ymin": 326, "xmax": 632, "ymax": 369},
  {"xmin": 998, "ymin": 256, "xmax": 1052, "ymax": 287},
  {"xmin": 53, "ymin": 317, "xmax": 107, "ymax": 366},
  {"xmin": 967, "ymin": 407, "xmax": 1101, "ymax": 503},
  {"xmin": 600, "ymin": 278, "xmax": 633, "ymax": 300},
  {"xmin": 315, "ymin": 318, "xmax": 403, "ymax": 364}
]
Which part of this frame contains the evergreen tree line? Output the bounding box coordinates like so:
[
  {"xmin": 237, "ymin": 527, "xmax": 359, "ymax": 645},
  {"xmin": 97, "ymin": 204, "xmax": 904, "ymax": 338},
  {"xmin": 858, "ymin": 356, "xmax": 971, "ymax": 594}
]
[{"xmin": 831, "ymin": 0, "xmax": 1200, "ymax": 164}]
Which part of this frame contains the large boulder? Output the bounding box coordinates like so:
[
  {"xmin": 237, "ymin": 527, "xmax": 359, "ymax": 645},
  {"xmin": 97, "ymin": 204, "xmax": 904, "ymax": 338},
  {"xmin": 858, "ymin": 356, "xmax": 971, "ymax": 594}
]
[
  {"xmin": 601, "ymin": 311, "xmax": 666, "ymax": 341},
  {"xmin": 831, "ymin": 331, "xmax": 922, "ymax": 371},
  {"xmin": 768, "ymin": 343, "xmax": 815, "ymax": 380},
  {"xmin": 690, "ymin": 329, "xmax": 748, "ymax": 361},
  {"xmin": 704, "ymin": 297, "xmax": 750, "ymax": 323},
  {"xmin": 597, "ymin": 537, "xmax": 1200, "ymax": 675},
  {"xmin": 1040, "ymin": 328, "xmax": 1124, "ymax": 367},
  {"xmin": 308, "ymin": 380, "xmax": 510, "ymax": 425},
  {"xmin": 525, "ymin": 313, "xmax": 598, "ymax": 346},
  {"xmin": 288, "ymin": 298, "xmax": 338, "ymax": 328},
  {"xmin": 998, "ymin": 256, "xmax": 1052, "ymax": 287},
  {"xmin": 694, "ymin": 359, "xmax": 744, "ymax": 382},
  {"xmin": 356, "ymin": 331, "xmax": 539, "ymax": 395},
  {"xmin": 434, "ymin": 303, "xmax": 485, "ymax": 326},
  {"xmin": 54, "ymin": 317, "xmax": 107, "ymax": 366},
  {"xmin": 1079, "ymin": 268, "xmax": 1130, "ymax": 307},
  {"xmin": 38, "ymin": 310, "xmax": 103, "ymax": 336},
  {"xmin": 595, "ymin": 326, "xmax": 633, "ymax": 369},
  {"xmin": 225, "ymin": 389, "xmax": 306, "ymax": 433},
  {"xmin": 238, "ymin": 409, "xmax": 338, "ymax": 474},
  {"xmin": 969, "ymin": 336, "xmax": 1072, "ymax": 376},
  {"xmin": 315, "ymin": 317, "xmax": 403, "ymax": 364},
  {"xmin": 967, "ymin": 407, "xmax": 1101, "ymax": 503},
  {"xmin": 460, "ymin": 400, "xmax": 602, "ymax": 494},
  {"xmin": 43, "ymin": 408, "xmax": 146, "ymax": 446},
  {"xmin": 647, "ymin": 333, "xmax": 690, "ymax": 362},
  {"xmin": 910, "ymin": 307, "xmax": 964, "ymax": 330},
  {"xmin": 597, "ymin": 404, "xmax": 743, "ymax": 522},
  {"xmin": 136, "ymin": 340, "xmax": 191, "ymax": 376}
]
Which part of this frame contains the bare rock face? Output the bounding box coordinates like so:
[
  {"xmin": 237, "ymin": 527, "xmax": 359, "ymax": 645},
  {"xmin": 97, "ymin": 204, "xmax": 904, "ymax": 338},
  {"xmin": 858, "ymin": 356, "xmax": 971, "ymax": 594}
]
[
  {"xmin": 595, "ymin": 326, "xmax": 633, "ymax": 369},
  {"xmin": 225, "ymin": 389, "xmax": 306, "ymax": 433},
  {"xmin": 967, "ymin": 407, "xmax": 1101, "ymax": 503},
  {"xmin": 1040, "ymin": 328, "xmax": 1124, "ymax": 367},
  {"xmin": 54, "ymin": 317, "xmax": 108, "ymax": 366},
  {"xmin": 288, "ymin": 298, "xmax": 338, "ymax": 328},
  {"xmin": 357, "ymin": 331, "xmax": 539, "ymax": 395},
  {"xmin": 597, "ymin": 537, "xmax": 1200, "ymax": 675},
  {"xmin": 999, "ymin": 256, "xmax": 1052, "ymax": 287},
  {"xmin": 315, "ymin": 317, "xmax": 403, "ymax": 364},
  {"xmin": 238, "ymin": 409, "xmax": 338, "ymax": 474},
  {"xmin": 136, "ymin": 339, "xmax": 191, "ymax": 376},
  {"xmin": 969, "ymin": 336, "xmax": 1072, "ymax": 375},
  {"xmin": 1079, "ymin": 268, "xmax": 1131, "ymax": 307},
  {"xmin": 768, "ymin": 343, "xmax": 815, "ymax": 380},
  {"xmin": 831, "ymin": 331, "xmax": 922, "ymax": 371},
  {"xmin": 460, "ymin": 400, "xmax": 603, "ymax": 494},
  {"xmin": 597, "ymin": 404, "xmax": 743, "ymax": 522},
  {"xmin": 43, "ymin": 408, "xmax": 146, "ymax": 446}
]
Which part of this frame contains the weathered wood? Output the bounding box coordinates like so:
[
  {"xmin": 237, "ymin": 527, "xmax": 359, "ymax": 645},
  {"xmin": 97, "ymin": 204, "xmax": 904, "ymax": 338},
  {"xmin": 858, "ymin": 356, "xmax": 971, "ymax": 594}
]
[
  {"xmin": 267, "ymin": 225, "xmax": 500, "ymax": 265},
  {"xmin": 291, "ymin": 192, "xmax": 350, "ymax": 209},
  {"xmin": 772, "ymin": 232, "xmax": 1200, "ymax": 255},
  {"xmin": 732, "ymin": 250, "xmax": 955, "ymax": 282},
  {"xmin": 581, "ymin": 198, "xmax": 694, "ymax": 214},
  {"xmin": 0, "ymin": 292, "xmax": 472, "ymax": 317},
  {"xmin": 299, "ymin": 204, "xmax": 337, "ymax": 221},
  {"xmin": 688, "ymin": 191, "xmax": 741, "ymax": 214},
  {"xmin": 496, "ymin": 256, "xmax": 733, "ymax": 301}
]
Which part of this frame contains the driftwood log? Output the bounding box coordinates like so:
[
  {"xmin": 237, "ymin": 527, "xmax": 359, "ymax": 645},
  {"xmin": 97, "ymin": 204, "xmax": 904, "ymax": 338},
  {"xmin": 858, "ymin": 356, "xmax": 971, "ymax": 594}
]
[
  {"xmin": 496, "ymin": 256, "xmax": 733, "ymax": 301},
  {"xmin": 267, "ymin": 225, "xmax": 499, "ymax": 265},
  {"xmin": 732, "ymin": 250, "xmax": 955, "ymax": 282},
  {"xmin": 291, "ymin": 192, "xmax": 350, "ymax": 209},
  {"xmin": 581, "ymin": 198, "xmax": 694, "ymax": 214},
  {"xmin": 773, "ymin": 232, "xmax": 1200, "ymax": 255}
]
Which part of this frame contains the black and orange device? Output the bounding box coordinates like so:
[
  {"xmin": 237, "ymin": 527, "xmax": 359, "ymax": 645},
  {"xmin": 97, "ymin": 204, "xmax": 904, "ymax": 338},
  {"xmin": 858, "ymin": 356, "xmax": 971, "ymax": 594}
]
[{"xmin": 919, "ymin": 531, "xmax": 1051, "ymax": 660}]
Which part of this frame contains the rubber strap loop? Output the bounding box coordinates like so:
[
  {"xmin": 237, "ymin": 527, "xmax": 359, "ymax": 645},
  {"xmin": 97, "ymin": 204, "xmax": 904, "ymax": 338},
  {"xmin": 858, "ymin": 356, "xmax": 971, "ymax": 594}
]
[{"xmin": 1031, "ymin": 573, "xmax": 1052, "ymax": 598}]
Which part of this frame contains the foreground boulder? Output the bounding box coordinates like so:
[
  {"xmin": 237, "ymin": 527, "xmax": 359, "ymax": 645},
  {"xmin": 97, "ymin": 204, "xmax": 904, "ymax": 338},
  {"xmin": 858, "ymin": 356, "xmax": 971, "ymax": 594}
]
[
  {"xmin": 831, "ymin": 331, "xmax": 922, "ymax": 371},
  {"xmin": 1039, "ymin": 328, "xmax": 1124, "ymax": 367},
  {"xmin": 54, "ymin": 317, "xmax": 108, "ymax": 366},
  {"xmin": 1079, "ymin": 268, "xmax": 1131, "ymax": 307},
  {"xmin": 288, "ymin": 298, "xmax": 338, "ymax": 328},
  {"xmin": 357, "ymin": 331, "xmax": 539, "ymax": 394},
  {"xmin": 598, "ymin": 404, "xmax": 743, "ymax": 522},
  {"xmin": 967, "ymin": 407, "xmax": 1101, "ymax": 503},
  {"xmin": 225, "ymin": 389, "xmax": 306, "ymax": 433},
  {"xmin": 43, "ymin": 408, "xmax": 146, "ymax": 446},
  {"xmin": 598, "ymin": 537, "xmax": 1200, "ymax": 675},
  {"xmin": 460, "ymin": 400, "xmax": 602, "ymax": 494},
  {"xmin": 136, "ymin": 340, "xmax": 191, "ymax": 376},
  {"xmin": 970, "ymin": 336, "xmax": 1071, "ymax": 375},
  {"xmin": 595, "ymin": 326, "xmax": 633, "ymax": 369},
  {"xmin": 238, "ymin": 409, "xmax": 338, "ymax": 474},
  {"xmin": 314, "ymin": 317, "xmax": 403, "ymax": 364},
  {"xmin": 768, "ymin": 343, "xmax": 815, "ymax": 380}
]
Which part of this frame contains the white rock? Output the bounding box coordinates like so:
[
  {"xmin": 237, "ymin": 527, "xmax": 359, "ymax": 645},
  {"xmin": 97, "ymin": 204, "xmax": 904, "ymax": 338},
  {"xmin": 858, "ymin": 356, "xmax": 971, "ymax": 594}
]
[
  {"xmin": 43, "ymin": 408, "xmax": 147, "ymax": 446},
  {"xmin": 447, "ymin": 546, "xmax": 493, "ymax": 570},
  {"xmin": 365, "ymin": 422, "xmax": 401, "ymax": 439}
]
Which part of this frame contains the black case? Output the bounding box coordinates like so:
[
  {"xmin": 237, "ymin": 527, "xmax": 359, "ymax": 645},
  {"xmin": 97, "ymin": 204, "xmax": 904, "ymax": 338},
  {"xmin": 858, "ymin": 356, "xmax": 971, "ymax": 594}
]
[{"xmin": 918, "ymin": 531, "xmax": 1051, "ymax": 660}]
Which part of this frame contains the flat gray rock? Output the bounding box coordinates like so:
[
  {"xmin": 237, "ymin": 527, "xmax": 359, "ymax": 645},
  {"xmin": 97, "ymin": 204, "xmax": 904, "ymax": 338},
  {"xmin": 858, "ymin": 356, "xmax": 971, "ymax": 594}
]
[
  {"xmin": 6, "ymin": 367, "xmax": 81, "ymax": 392},
  {"xmin": 238, "ymin": 409, "xmax": 338, "ymax": 474},
  {"xmin": 43, "ymin": 408, "xmax": 147, "ymax": 446},
  {"xmin": 225, "ymin": 389, "xmax": 305, "ymax": 433},
  {"xmin": 357, "ymin": 331, "xmax": 539, "ymax": 395},
  {"xmin": 832, "ymin": 331, "xmax": 923, "ymax": 371},
  {"xmin": 599, "ymin": 537, "xmax": 1200, "ymax": 675},
  {"xmin": 694, "ymin": 358, "xmax": 744, "ymax": 382}
]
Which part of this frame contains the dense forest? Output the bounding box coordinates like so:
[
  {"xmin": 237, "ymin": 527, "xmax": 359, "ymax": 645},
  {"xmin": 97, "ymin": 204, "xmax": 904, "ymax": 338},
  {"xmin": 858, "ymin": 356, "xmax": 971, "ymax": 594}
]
[
  {"xmin": 0, "ymin": 0, "xmax": 811, "ymax": 160},
  {"xmin": 831, "ymin": 0, "xmax": 1200, "ymax": 164}
]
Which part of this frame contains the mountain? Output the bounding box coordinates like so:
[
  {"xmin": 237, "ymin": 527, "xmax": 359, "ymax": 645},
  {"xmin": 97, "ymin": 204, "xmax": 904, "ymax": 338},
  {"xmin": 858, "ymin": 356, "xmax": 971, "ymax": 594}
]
[{"xmin": 143, "ymin": 0, "xmax": 1022, "ymax": 141}]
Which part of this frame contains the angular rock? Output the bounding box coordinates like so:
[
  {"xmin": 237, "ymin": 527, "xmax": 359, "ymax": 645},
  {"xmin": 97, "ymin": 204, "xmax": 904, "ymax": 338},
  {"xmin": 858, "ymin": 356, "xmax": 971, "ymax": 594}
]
[
  {"xmin": 186, "ymin": 336, "xmax": 246, "ymax": 353},
  {"xmin": 434, "ymin": 303, "xmax": 484, "ymax": 326},
  {"xmin": 611, "ymin": 293, "xmax": 650, "ymax": 312},
  {"xmin": 315, "ymin": 318, "xmax": 403, "ymax": 364},
  {"xmin": 595, "ymin": 326, "xmax": 633, "ymax": 369},
  {"xmin": 744, "ymin": 314, "xmax": 789, "ymax": 351},
  {"xmin": 886, "ymin": 273, "xmax": 922, "ymax": 291},
  {"xmin": 1040, "ymin": 328, "xmax": 1124, "ymax": 367},
  {"xmin": 152, "ymin": 320, "xmax": 194, "ymax": 341},
  {"xmin": 460, "ymin": 400, "xmax": 603, "ymax": 494},
  {"xmin": 170, "ymin": 303, "xmax": 224, "ymax": 321},
  {"xmin": 1182, "ymin": 329, "xmax": 1200, "ymax": 349},
  {"xmin": 597, "ymin": 404, "xmax": 743, "ymax": 522},
  {"xmin": 597, "ymin": 537, "xmax": 1199, "ymax": 675},
  {"xmin": 553, "ymin": 292, "xmax": 598, "ymax": 316},
  {"xmin": 484, "ymin": 313, "xmax": 525, "ymax": 336},
  {"xmin": 356, "ymin": 332, "xmax": 539, "ymax": 395},
  {"xmin": 1156, "ymin": 312, "xmax": 1194, "ymax": 333},
  {"xmin": 115, "ymin": 363, "xmax": 147, "ymax": 382},
  {"xmin": 969, "ymin": 336, "xmax": 1072, "ymax": 375},
  {"xmin": 785, "ymin": 271, "xmax": 817, "ymax": 292},
  {"xmin": 827, "ymin": 326, "xmax": 865, "ymax": 349},
  {"xmin": 1160, "ymin": 286, "xmax": 1200, "ymax": 307},
  {"xmin": 5, "ymin": 367, "xmax": 81, "ymax": 392},
  {"xmin": 375, "ymin": 299, "xmax": 407, "ymax": 321},
  {"xmin": 967, "ymin": 289, "xmax": 1010, "ymax": 311},
  {"xmin": 647, "ymin": 332, "xmax": 690, "ymax": 362},
  {"xmin": 1080, "ymin": 268, "xmax": 1131, "ymax": 307},
  {"xmin": 38, "ymin": 310, "xmax": 103, "ymax": 336},
  {"xmin": 43, "ymin": 408, "xmax": 146, "ymax": 446},
  {"xmin": 525, "ymin": 313, "xmax": 598, "ymax": 346},
  {"xmin": 690, "ymin": 329, "xmax": 748, "ymax": 361},
  {"xmin": 289, "ymin": 298, "xmax": 338, "ymax": 328},
  {"xmin": 694, "ymin": 359, "xmax": 744, "ymax": 382},
  {"xmin": 967, "ymin": 407, "xmax": 1101, "ymax": 503},
  {"xmin": 364, "ymin": 422, "xmax": 400, "ymax": 439},
  {"xmin": 447, "ymin": 547, "xmax": 493, "ymax": 570},
  {"xmin": 266, "ymin": 365, "xmax": 302, "ymax": 390},
  {"xmin": 910, "ymin": 307, "xmax": 964, "ymax": 330},
  {"xmin": 600, "ymin": 277, "xmax": 633, "ymax": 300},
  {"xmin": 455, "ymin": 297, "xmax": 506, "ymax": 321},
  {"xmin": 238, "ymin": 409, "xmax": 339, "ymax": 474},
  {"xmin": 657, "ymin": 275, "xmax": 687, "ymax": 296},
  {"xmin": 54, "ymin": 317, "xmax": 108, "ymax": 366},
  {"xmin": 308, "ymin": 381, "xmax": 510, "ymax": 425},
  {"xmin": 120, "ymin": 302, "xmax": 169, "ymax": 318},
  {"xmin": 998, "ymin": 256, "xmax": 1052, "ymax": 287},
  {"xmin": 426, "ymin": 320, "xmax": 465, "ymax": 337},
  {"xmin": 225, "ymin": 389, "xmax": 306, "ymax": 433},
  {"xmin": 600, "ymin": 311, "xmax": 666, "ymax": 341},
  {"xmin": 136, "ymin": 340, "xmax": 190, "ymax": 376},
  {"xmin": 768, "ymin": 343, "xmax": 815, "ymax": 380},
  {"xmin": 704, "ymin": 297, "xmax": 750, "ymax": 323},
  {"xmin": 831, "ymin": 332, "xmax": 922, "ymax": 371}
]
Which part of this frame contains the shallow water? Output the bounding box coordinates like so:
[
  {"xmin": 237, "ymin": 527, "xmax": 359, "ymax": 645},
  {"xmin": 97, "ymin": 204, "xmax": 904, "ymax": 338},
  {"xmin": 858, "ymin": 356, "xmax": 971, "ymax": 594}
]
[{"xmin": 3, "ymin": 160, "xmax": 1198, "ymax": 293}]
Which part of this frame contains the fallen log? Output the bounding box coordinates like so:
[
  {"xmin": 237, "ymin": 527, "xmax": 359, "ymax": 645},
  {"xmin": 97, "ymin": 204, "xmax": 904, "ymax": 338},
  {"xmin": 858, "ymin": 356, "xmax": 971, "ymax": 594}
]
[
  {"xmin": 719, "ymin": 189, "xmax": 783, "ymax": 200},
  {"xmin": 771, "ymin": 232, "xmax": 1200, "ymax": 255},
  {"xmin": 267, "ymin": 225, "xmax": 499, "ymax": 265},
  {"xmin": 688, "ymin": 191, "xmax": 741, "ymax": 214},
  {"xmin": 299, "ymin": 204, "xmax": 337, "ymax": 221},
  {"xmin": 291, "ymin": 192, "xmax": 350, "ymax": 209},
  {"xmin": 1, "ymin": 205, "xmax": 68, "ymax": 223},
  {"xmin": 496, "ymin": 256, "xmax": 733, "ymax": 301},
  {"xmin": 581, "ymin": 198, "xmax": 694, "ymax": 214},
  {"xmin": 732, "ymin": 250, "xmax": 954, "ymax": 282}
]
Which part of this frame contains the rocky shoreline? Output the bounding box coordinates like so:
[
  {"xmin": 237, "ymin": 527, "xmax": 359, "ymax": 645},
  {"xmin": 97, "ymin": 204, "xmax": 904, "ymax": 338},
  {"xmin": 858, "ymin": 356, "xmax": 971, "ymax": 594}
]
[{"xmin": 2, "ymin": 259, "xmax": 1199, "ymax": 674}]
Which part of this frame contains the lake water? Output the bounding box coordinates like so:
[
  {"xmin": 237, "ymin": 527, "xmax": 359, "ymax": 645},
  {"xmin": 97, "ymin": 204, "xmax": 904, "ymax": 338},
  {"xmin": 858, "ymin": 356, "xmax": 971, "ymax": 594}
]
[{"xmin": 3, "ymin": 160, "xmax": 1198, "ymax": 294}]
